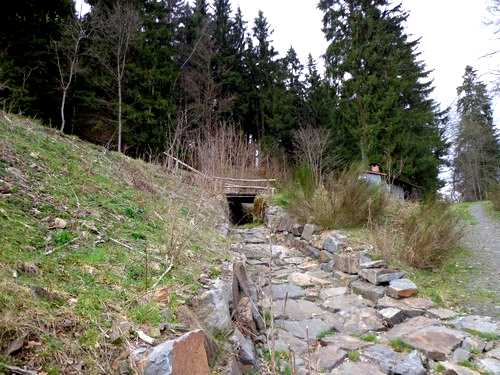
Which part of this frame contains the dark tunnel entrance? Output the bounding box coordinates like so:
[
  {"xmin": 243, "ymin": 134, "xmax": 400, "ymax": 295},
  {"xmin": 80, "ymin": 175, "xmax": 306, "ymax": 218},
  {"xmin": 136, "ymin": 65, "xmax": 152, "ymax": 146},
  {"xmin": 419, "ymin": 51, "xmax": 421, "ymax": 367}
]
[{"xmin": 226, "ymin": 194, "xmax": 256, "ymax": 225}]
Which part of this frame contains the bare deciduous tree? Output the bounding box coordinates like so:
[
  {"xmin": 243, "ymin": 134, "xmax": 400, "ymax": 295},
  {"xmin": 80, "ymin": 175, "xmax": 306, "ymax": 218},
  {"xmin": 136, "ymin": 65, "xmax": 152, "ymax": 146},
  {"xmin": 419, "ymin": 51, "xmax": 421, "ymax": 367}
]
[
  {"xmin": 90, "ymin": 2, "xmax": 139, "ymax": 153},
  {"xmin": 52, "ymin": 17, "xmax": 87, "ymax": 132},
  {"xmin": 293, "ymin": 125, "xmax": 332, "ymax": 184}
]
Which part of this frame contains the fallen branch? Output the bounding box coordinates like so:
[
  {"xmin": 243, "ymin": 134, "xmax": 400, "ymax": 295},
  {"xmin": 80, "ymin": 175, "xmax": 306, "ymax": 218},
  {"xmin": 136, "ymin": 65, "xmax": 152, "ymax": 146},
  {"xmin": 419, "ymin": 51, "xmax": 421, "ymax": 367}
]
[
  {"xmin": 1, "ymin": 364, "xmax": 38, "ymax": 375},
  {"xmin": 109, "ymin": 237, "xmax": 134, "ymax": 251},
  {"xmin": 150, "ymin": 260, "xmax": 174, "ymax": 290}
]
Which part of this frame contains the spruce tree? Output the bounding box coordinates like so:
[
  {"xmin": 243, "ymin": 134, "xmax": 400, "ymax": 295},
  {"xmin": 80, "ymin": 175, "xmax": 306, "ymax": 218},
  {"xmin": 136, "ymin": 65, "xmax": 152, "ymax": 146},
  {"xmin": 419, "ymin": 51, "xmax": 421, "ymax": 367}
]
[
  {"xmin": 453, "ymin": 65, "xmax": 500, "ymax": 200},
  {"xmin": 319, "ymin": 0, "xmax": 448, "ymax": 193}
]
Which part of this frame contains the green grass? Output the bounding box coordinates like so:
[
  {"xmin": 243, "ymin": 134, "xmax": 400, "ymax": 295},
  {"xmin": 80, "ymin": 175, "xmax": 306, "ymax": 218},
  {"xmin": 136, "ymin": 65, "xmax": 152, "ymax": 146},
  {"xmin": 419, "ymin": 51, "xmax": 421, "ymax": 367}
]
[
  {"xmin": 484, "ymin": 201, "xmax": 500, "ymax": 221},
  {"xmin": 464, "ymin": 329, "xmax": 500, "ymax": 342},
  {"xmin": 389, "ymin": 338, "xmax": 413, "ymax": 353},
  {"xmin": 0, "ymin": 115, "xmax": 229, "ymax": 373},
  {"xmin": 452, "ymin": 202, "xmax": 479, "ymax": 225},
  {"xmin": 317, "ymin": 329, "xmax": 336, "ymax": 340},
  {"xmin": 399, "ymin": 247, "xmax": 500, "ymax": 311},
  {"xmin": 434, "ymin": 363, "xmax": 446, "ymax": 373},
  {"xmin": 359, "ymin": 333, "xmax": 378, "ymax": 343},
  {"xmin": 347, "ymin": 351, "xmax": 360, "ymax": 362},
  {"xmin": 458, "ymin": 360, "xmax": 480, "ymax": 371}
]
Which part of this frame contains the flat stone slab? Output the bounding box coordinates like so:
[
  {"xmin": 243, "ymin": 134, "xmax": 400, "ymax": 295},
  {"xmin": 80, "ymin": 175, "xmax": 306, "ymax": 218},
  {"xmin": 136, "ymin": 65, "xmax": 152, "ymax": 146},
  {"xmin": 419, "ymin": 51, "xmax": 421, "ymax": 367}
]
[
  {"xmin": 428, "ymin": 308, "xmax": 458, "ymax": 320},
  {"xmin": 359, "ymin": 268, "xmax": 405, "ymax": 285},
  {"xmin": 384, "ymin": 316, "xmax": 441, "ymax": 340},
  {"xmin": 274, "ymin": 329, "xmax": 308, "ymax": 355},
  {"xmin": 320, "ymin": 334, "xmax": 371, "ymax": 351},
  {"xmin": 288, "ymin": 272, "xmax": 330, "ymax": 287},
  {"xmin": 334, "ymin": 307, "xmax": 385, "ymax": 334},
  {"xmin": 377, "ymin": 296, "xmax": 434, "ymax": 318},
  {"xmin": 333, "ymin": 270, "xmax": 359, "ymax": 286},
  {"xmin": 387, "ymin": 278, "xmax": 417, "ymax": 299},
  {"xmin": 360, "ymin": 254, "xmax": 387, "ymax": 269},
  {"xmin": 333, "ymin": 253, "xmax": 360, "ymax": 274},
  {"xmin": 319, "ymin": 287, "xmax": 348, "ymax": 300},
  {"xmin": 440, "ymin": 362, "xmax": 481, "ymax": 375},
  {"xmin": 275, "ymin": 318, "xmax": 332, "ymax": 339},
  {"xmin": 479, "ymin": 358, "xmax": 500, "ymax": 374},
  {"xmin": 322, "ymin": 294, "xmax": 369, "ymax": 313},
  {"xmin": 452, "ymin": 315, "xmax": 500, "ymax": 336},
  {"xmin": 323, "ymin": 233, "xmax": 346, "ymax": 253},
  {"xmin": 309, "ymin": 345, "xmax": 347, "ymax": 371},
  {"xmin": 361, "ymin": 345, "xmax": 425, "ymax": 375},
  {"xmin": 272, "ymin": 299, "xmax": 325, "ymax": 320},
  {"xmin": 487, "ymin": 347, "xmax": 500, "ymax": 360},
  {"xmin": 331, "ymin": 362, "xmax": 385, "ymax": 375},
  {"xmin": 351, "ymin": 280, "xmax": 386, "ymax": 303},
  {"xmin": 402, "ymin": 325, "xmax": 466, "ymax": 361},
  {"xmin": 379, "ymin": 307, "xmax": 406, "ymax": 326},
  {"xmin": 271, "ymin": 284, "xmax": 305, "ymax": 300}
]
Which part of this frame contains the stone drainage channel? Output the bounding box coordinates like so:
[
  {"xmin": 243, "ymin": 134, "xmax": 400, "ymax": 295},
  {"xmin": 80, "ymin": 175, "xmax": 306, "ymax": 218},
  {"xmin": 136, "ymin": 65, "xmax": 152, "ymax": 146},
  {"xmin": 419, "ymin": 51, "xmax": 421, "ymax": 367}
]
[{"xmin": 229, "ymin": 219, "xmax": 500, "ymax": 375}]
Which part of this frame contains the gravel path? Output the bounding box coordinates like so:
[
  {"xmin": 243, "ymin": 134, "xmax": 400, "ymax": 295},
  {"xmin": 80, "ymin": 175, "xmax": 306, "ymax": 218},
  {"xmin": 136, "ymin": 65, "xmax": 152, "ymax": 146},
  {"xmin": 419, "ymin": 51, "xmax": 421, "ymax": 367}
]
[{"xmin": 462, "ymin": 203, "xmax": 500, "ymax": 317}]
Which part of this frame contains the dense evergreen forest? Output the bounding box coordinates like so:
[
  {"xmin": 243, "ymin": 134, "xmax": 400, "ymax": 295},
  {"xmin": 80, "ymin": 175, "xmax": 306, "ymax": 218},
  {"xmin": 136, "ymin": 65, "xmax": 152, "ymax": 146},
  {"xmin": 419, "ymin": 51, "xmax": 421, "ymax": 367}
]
[{"xmin": 0, "ymin": 0, "xmax": 450, "ymax": 193}]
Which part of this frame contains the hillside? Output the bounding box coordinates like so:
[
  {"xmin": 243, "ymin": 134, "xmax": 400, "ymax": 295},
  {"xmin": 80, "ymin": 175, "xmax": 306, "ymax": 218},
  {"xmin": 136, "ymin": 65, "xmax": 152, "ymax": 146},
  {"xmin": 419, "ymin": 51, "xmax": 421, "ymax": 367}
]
[{"xmin": 0, "ymin": 113, "xmax": 229, "ymax": 373}]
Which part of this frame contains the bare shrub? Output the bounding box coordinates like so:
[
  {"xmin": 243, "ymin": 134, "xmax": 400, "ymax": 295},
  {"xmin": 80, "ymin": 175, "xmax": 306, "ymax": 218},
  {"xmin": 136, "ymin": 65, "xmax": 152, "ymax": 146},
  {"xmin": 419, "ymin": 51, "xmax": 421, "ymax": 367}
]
[
  {"xmin": 488, "ymin": 183, "xmax": 500, "ymax": 211},
  {"xmin": 289, "ymin": 164, "xmax": 389, "ymax": 228},
  {"xmin": 374, "ymin": 201, "xmax": 463, "ymax": 269},
  {"xmin": 293, "ymin": 125, "xmax": 332, "ymax": 185}
]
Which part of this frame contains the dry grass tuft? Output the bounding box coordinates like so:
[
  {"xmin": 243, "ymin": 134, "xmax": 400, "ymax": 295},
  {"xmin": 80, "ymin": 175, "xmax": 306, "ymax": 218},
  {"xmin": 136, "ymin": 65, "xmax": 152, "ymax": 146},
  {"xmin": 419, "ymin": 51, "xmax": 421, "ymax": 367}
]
[{"xmin": 488, "ymin": 183, "xmax": 500, "ymax": 211}]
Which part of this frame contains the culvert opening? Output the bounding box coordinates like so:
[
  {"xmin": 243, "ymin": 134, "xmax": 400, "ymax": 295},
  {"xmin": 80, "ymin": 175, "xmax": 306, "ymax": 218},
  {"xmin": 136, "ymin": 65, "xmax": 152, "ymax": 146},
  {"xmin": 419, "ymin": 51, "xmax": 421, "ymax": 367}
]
[{"xmin": 227, "ymin": 195, "xmax": 256, "ymax": 225}]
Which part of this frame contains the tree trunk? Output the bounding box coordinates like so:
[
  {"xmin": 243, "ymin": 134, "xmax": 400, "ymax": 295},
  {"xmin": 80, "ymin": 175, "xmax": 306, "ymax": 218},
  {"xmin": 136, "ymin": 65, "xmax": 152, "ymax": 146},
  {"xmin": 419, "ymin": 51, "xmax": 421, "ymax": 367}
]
[
  {"xmin": 118, "ymin": 79, "xmax": 122, "ymax": 153},
  {"xmin": 60, "ymin": 89, "xmax": 67, "ymax": 132}
]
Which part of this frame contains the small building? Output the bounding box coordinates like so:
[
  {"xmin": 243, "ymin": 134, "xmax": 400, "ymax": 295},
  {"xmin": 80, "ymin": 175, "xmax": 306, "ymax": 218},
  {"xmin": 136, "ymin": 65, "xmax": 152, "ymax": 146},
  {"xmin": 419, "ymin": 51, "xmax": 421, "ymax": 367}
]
[{"xmin": 362, "ymin": 164, "xmax": 420, "ymax": 200}]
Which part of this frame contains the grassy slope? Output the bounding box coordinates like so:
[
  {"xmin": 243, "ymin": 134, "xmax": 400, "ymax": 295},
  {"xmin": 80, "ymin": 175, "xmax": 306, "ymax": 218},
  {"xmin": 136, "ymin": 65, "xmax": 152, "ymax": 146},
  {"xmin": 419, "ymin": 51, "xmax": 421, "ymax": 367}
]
[{"xmin": 0, "ymin": 114, "xmax": 228, "ymax": 373}]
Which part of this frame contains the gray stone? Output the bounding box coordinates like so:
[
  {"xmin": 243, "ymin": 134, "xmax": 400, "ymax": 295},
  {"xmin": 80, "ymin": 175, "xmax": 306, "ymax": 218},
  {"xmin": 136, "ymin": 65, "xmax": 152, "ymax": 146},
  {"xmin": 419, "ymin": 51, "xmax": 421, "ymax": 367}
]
[
  {"xmin": 319, "ymin": 287, "xmax": 348, "ymax": 300},
  {"xmin": 403, "ymin": 325, "xmax": 466, "ymax": 361},
  {"xmin": 230, "ymin": 328, "xmax": 256, "ymax": 366},
  {"xmin": 288, "ymin": 272, "xmax": 331, "ymax": 287},
  {"xmin": 361, "ymin": 344, "xmax": 400, "ymax": 373},
  {"xmin": 387, "ymin": 278, "xmax": 417, "ymax": 299},
  {"xmin": 320, "ymin": 334, "xmax": 370, "ymax": 351},
  {"xmin": 331, "ymin": 362, "xmax": 385, "ymax": 375},
  {"xmin": 334, "ymin": 307, "xmax": 385, "ymax": 335},
  {"xmin": 232, "ymin": 227, "xmax": 268, "ymax": 243},
  {"xmin": 440, "ymin": 361, "xmax": 481, "ymax": 375},
  {"xmin": 452, "ymin": 348, "xmax": 471, "ymax": 364},
  {"xmin": 351, "ymin": 280, "xmax": 386, "ymax": 303},
  {"xmin": 274, "ymin": 329, "xmax": 308, "ymax": 355},
  {"xmin": 265, "ymin": 205, "xmax": 287, "ymax": 231},
  {"xmin": 322, "ymin": 294, "xmax": 369, "ymax": 313},
  {"xmin": 394, "ymin": 350, "xmax": 427, "ymax": 375},
  {"xmin": 195, "ymin": 279, "xmax": 232, "ymax": 331},
  {"xmin": 488, "ymin": 347, "xmax": 500, "ymax": 360},
  {"xmin": 275, "ymin": 318, "xmax": 331, "ymax": 339},
  {"xmin": 452, "ymin": 315, "xmax": 500, "ymax": 336},
  {"xmin": 333, "ymin": 253, "xmax": 360, "ymax": 274},
  {"xmin": 323, "ymin": 234, "xmax": 346, "ymax": 254},
  {"xmin": 271, "ymin": 283, "xmax": 305, "ymax": 300},
  {"xmin": 428, "ymin": 308, "xmax": 458, "ymax": 320},
  {"xmin": 333, "ymin": 270, "xmax": 359, "ymax": 286},
  {"xmin": 359, "ymin": 254, "xmax": 387, "ymax": 269},
  {"xmin": 309, "ymin": 345, "xmax": 347, "ymax": 371},
  {"xmin": 384, "ymin": 316, "xmax": 440, "ymax": 340},
  {"xmin": 291, "ymin": 224, "xmax": 304, "ymax": 237},
  {"xmin": 272, "ymin": 299, "xmax": 325, "ymax": 320},
  {"xmin": 379, "ymin": 307, "xmax": 406, "ymax": 326},
  {"xmin": 479, "ymin": 358, "xmax": 500, "ymax": 374},
  {"xmin": 301, "ymin": 224, "xmax": 319, "ymax": 242},
  {"xmin": 359, "ymin": 268, "xmax": 405, "ymax": 285},
  {"xmin": 377, "ymin": 296, "xmax": 434, "ymax": 318},
  {"xmin": 461, "ymin": 336, "xmax": 486, "ymax": 353}
]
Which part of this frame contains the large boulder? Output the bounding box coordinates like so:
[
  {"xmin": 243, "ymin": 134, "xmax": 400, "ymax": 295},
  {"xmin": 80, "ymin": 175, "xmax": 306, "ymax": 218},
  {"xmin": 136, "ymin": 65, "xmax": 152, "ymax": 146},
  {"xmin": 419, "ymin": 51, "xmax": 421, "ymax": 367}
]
[{"xmin": 194, "ymin": 279, "xmax": 232, "ymax": 332}]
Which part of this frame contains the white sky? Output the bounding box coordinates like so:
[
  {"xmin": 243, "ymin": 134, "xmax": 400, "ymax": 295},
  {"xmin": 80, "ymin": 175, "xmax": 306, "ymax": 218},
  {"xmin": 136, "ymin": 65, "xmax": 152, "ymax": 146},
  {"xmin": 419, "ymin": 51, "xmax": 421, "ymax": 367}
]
[{"xmin": 76, "ymin": 0, "xmax": 500, "ymax": 127}]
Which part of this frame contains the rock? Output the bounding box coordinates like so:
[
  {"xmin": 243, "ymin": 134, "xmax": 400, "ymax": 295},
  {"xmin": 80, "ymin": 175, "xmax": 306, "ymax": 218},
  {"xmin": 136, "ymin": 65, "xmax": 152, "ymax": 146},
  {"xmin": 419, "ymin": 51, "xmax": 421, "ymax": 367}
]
[
  {"xmin": 232, "ymin": 227, "xmax": 268, "ymax": 244},
  {"xmin": 333, "ymin": 253, "xmax": 360, "ymax": 274},
  {"xmin": 351, "ymin": 280, "xmax": 386, "ymax": 303},
  {"xmin": 479, "ymin": 358, "xmax": 500, "ymax": 374},
  {"xmin": 452, "ymin": 348, "xmax": 471, "ymax": 364},
  {"xmin": 272, "ymin": 299, "xmax": 325, "ymax": 321},
  {"xmin": 487, "ymin": 347, "xmax": 500, "ymax": 360},
  {"xmin": 441, "ymin": 361, "xmax": 481, "ymax": 375},
  {"xmin": 309, "ymin": 345, "xmax": 347, "ymax": 371},
  {"xmin": 288, "ymin": 272, "xmax": 330, "ymax": 287},
  {"xmin": 275, "ymin": 318, "xmax": 331, "ymax": 339},
  {"xmin": 331, "ymin": 362, "xmax": 385, "ymax": 375},
  {"xmin": 271, "ymin": 284, "xmax": 305, "ymax": 300},
  {"xmin": 215, "ymin": 223, "xmax": 230, "ymax": 237},
  {"xmin": 335, "ymin": 307, "xmax": 385, "ymax": 334},
  {"xmin": 231, "ymin": 243, "xmax": 268, "ymax": 259},
  {"xmin": 18, "ymin": 262, "xmax": 39, "ymax": 274},
  {"xmin": 428, "ymin": 308, "xmax": 458, "ymax": 320},
  {"xmin": 194, "ymin": 279, "xmax": 232, "ymax": 332},
  {"xmin": 264, "ymin": 205, "xmax": 287, "ymax": 230},
  {"xmin": 301, "ymin": 224, "xmax": 319, "ymax": 242},
  {"xmin": 322, "ymin": 294, "xmax": 369, "ymax": 313},
  {"xmin": 136, "ymin": 330, "xmax": 210, "ymax": 375},
  {"xmin": 304, "ymin": 288, "xmax": 320, "ymax": 301},
  {"xmin": 393, "ymin": 350, "xmax": 427, "ymax": 375},
  {"xmin": 377, "ymin": 296, "xmax": 434, "ymax": 318},
  {"xmin": 387, "ymin": 279, "xmax": 417, "ymax": 299},
  {"xmin": 359, "ymin": 254, "xmax": 387, "ymax": 269},
  {"xmin": 274, "ymin": 329, "xmax": 308, "ymax": 355},
  {"xmin": 110, "ymin": 321, "xmax": 133, "ymax": 343},
  {"xmin": 298, "ymin": 259, "xmax": 320, "ymax": 271},
  {"xmin": 225, "ymin": 356, "xmax": 244, "ymax": 375},
  {"xmin": 323, "ymin": 234, "xmax": 346, "ymax": 254},
  {"xmin": 51, "ymin": 217, "xmax": 68, "ymax": 229},
  {"xmin": 319, "ymin": 250, "xmax": 333, "ymax": 264},
  {"xmin": 379, "ymin": 307, "xmax": 406, "ymax": 326},
  {"xmin": 291, "ymin": 224, "xmax": 304, "ymax": 237},
  {"xmin": 235, "ymin": 297, "xmax": 256, "ymax": 334},
  {"xmin": 320, "ymin": 334, "xmax": 370, "ymax": 351},
  {"xmin": 319, "ymin": 287, "xmax": 348, "ymax": 300},
  {"xmin": 402, "ymin": 326, "xmax": 466, "ymax": 361},
  {"xmin": 359, "ymin": 268, "xmax": 405, "ymax": 285},
  {"xmin": 230, "ymin": 328, "xmax": 256, "ymax": 366},
  {"xmin": 384, "ymin": 316, "xmax": 440, "ymax": 340},
  {"xmin": 452, "ymin": 315, "xmax": 500, "ymax": 336},
  {"xmin": 461, "ymin": 336, "xmax": 486, "ymax": 353},
  {"xmin": 333, "ymin": 270, "xmax": 359, "ymax": 286}
]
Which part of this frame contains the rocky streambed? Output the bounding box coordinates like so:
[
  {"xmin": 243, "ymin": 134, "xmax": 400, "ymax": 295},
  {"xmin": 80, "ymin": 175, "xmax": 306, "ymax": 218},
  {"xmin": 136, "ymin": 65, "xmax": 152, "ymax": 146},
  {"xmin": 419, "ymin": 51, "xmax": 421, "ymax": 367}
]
[{"xmin": 132, "ymin": 207, "xmax": 500, "ymax": 375}]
